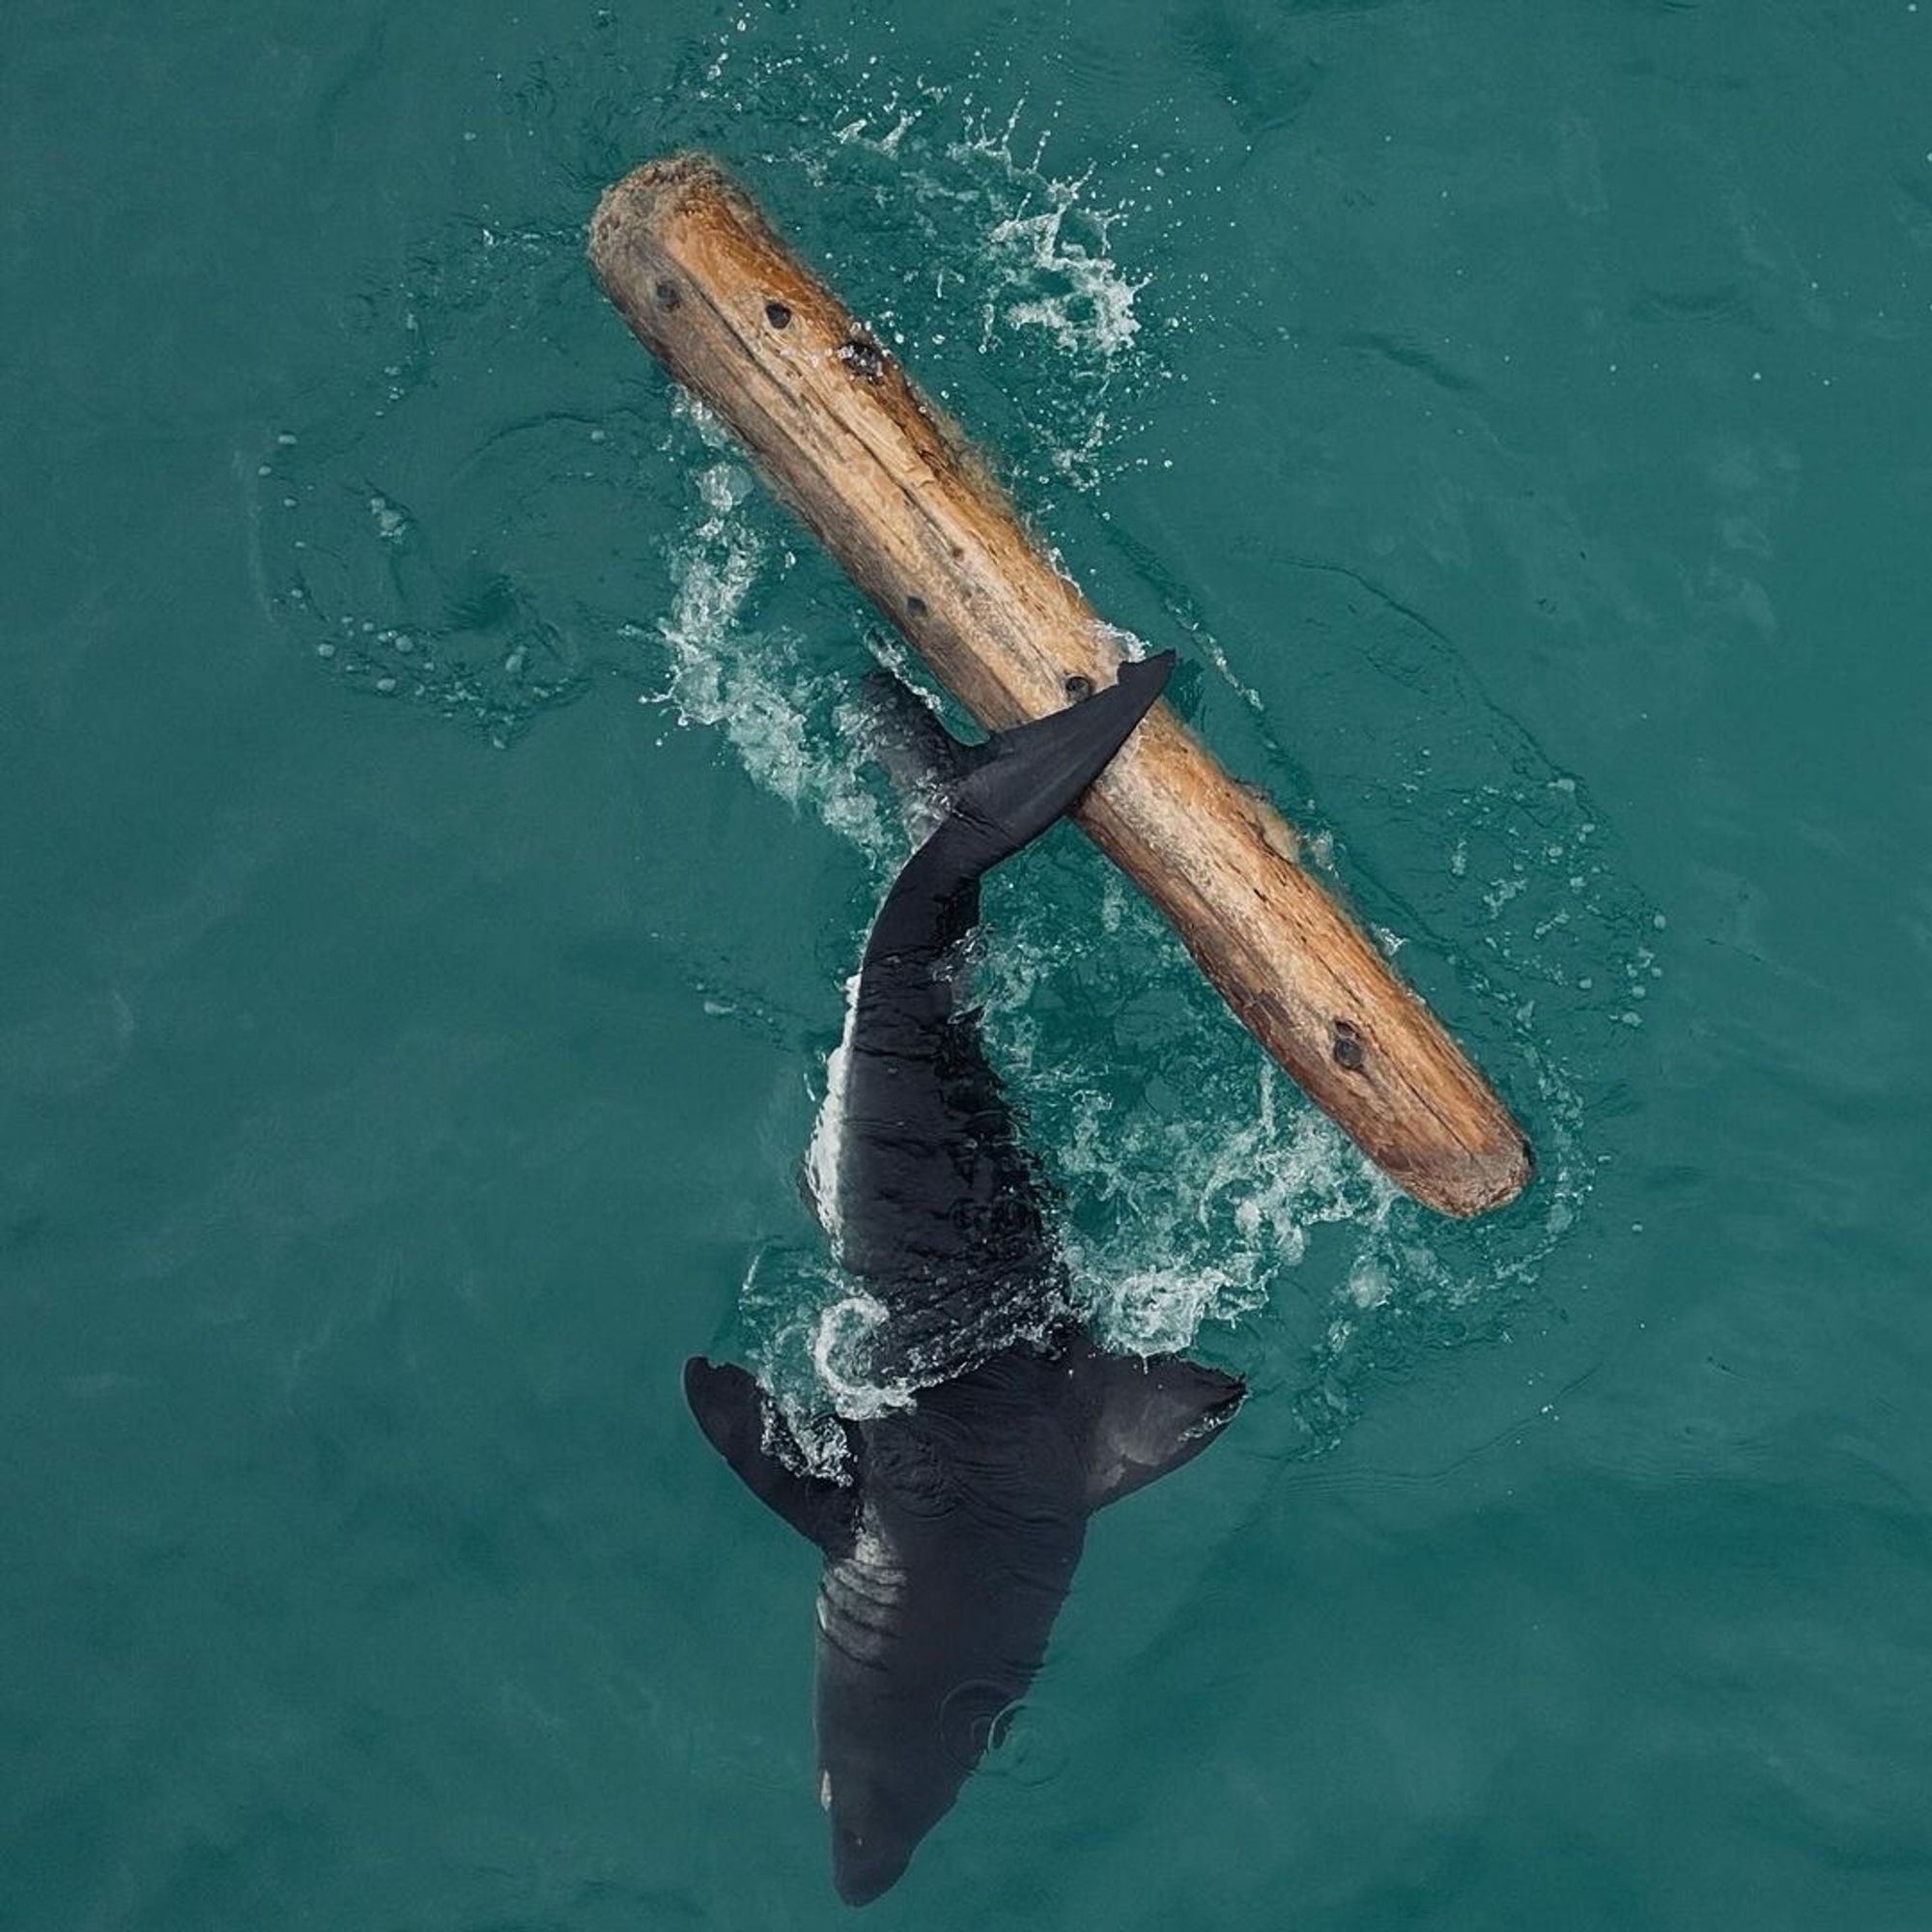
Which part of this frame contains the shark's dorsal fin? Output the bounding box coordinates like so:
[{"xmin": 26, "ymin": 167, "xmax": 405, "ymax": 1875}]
[
  {"xmin": 683, "ymin": 1358, "xmax": 858, "ymax": 1554},
  {"xmin": 1068, "ymin": 1341, "xmax": 1246, "ymax": 1512}
]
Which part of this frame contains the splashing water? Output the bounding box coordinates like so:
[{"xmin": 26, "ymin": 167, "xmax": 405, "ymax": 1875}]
[
  {"xmin": 641, "ymin": 405, "xmax": 890, "ymax": 859},
  {"xmin": 1063, "ymin": 1063, "xmax": 1394, "ymax": 1359},
  {"xmin": 949, "ymin": 101, "xmax": 1148, "ymax": 367},
  {"xmin": 719, "ymin": 48, "xmax": 1178, "ymax": 491}
]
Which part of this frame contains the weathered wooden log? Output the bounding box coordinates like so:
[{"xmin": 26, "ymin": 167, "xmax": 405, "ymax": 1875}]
[{"xmin": 588, "ymin": 154, "xmax": 1532, "ymax": 1216}]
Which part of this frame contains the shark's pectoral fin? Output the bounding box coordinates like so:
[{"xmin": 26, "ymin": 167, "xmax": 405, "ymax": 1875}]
[
  {"xmin": 682, "ymin": 1358, "xmax": 858, "ymax": 1554},
  {"xmin": 1070, "ymin": 1342, "xmax": 1246, "ymax": 1511}
]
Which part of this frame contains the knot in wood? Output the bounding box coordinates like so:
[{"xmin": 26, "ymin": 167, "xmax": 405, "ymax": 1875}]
[
  {"xmin": 1331, "ymin": 1016, "xmax": 1366, "ymax": 1071},
  {"xmin": 838, "ymin": 335, "xmax": 885, "ymax": 382}
]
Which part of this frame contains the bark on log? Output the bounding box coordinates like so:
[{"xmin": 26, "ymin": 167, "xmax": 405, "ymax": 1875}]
[{"xmin": 588, "ymin": 153, "xmax": 1532, "ymax": 1216}]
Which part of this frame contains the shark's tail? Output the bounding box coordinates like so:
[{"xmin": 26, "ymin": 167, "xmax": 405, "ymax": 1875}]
[
  {"xmin": 943, "ymin": 651, "xmax": 1173, "ymax": 875},
  {"xmin": 859, "ymin": 651, "xmax": 1172, "ymax": 962},
  {"xmin": 884, "ymin": 651, "xmax": 1172, "ymax": 878}
]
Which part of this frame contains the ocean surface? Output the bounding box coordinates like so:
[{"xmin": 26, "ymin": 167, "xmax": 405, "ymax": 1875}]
[{"xmin": 5, "ymin": 3, "xmax": 1931, "ymax": 1926}]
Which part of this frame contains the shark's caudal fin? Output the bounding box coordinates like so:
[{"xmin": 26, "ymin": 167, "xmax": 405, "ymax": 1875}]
[
  {"xmin": 1061, "ymin": 1339, "xmax": 1246, "ymax": 1511},
  {"xmin": 861, "ymin": 653, "xmax": 1174, "ymax": 960},
  {"xmin": 683, "ymin": 1359, "xmax": 857, "ymax": 1554},
  {"xmin": 931, "ymin": 651, "xmax": 1174, "ymax": 885},
  {"xmin": 862, "ymin": 653, "xmax": 1173, "ymax": 869}
]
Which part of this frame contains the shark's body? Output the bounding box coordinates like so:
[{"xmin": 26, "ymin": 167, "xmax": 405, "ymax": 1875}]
[{"xmin": 686, "ymin": 652, "xmax": 1243, "ymax": 1904}]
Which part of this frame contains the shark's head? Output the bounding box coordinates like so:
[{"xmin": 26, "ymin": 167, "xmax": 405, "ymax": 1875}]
[
  {"xmin": 820, "ymin": 1752, "xmax": 935, "ymax": 1907},
  {"xmin": 683, "ymin": 1336, "xmax": 1243, "ymax": 1906},
  {"xmin": 817, "ymin": 1677, "xmax": 1011, "ymax": 1903},
  {"xmin": 829, "ymin": 1812, "xmax": 912, "ymax": 1909},
  {"xmin": 810, "ymin": 1471, "xmax": 1077, "ymax": 1906},
  {"xmin": 814, "ymin": 1642, "xmax": 1034, "ymax": 1903}
]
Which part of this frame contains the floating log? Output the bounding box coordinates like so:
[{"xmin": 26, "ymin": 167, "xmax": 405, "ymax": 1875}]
[{"xmin": 588, "ymin": 154, "xmax": 1532, "ymax": 1217}]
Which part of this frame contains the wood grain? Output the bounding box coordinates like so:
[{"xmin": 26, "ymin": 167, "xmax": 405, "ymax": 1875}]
[{"xmin": 589, "ymin": 154, "xmax": 1532, "ymax": 1215}]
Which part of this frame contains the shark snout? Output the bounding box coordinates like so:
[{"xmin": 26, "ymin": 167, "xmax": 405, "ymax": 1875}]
[{"xmin": 831, "ymin": 1820, "xmax": 913, "ymax": 1907}]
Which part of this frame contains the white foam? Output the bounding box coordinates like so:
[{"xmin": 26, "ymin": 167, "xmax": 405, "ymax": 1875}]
[
  {"xmin": 985, "ymin": 200, "xmax": 1145, "ymax": 361},
  {"xmin": 943, "ymin": 104, "xmax": 1153, "ymax": 487},
  {"xmin": 644, "ymin": 418, "xmax": 892, "ymax": 861},
  {"xmin": 1090, "ymin": 618, "xmax": 1151, "ymax": 662},
  {"xmin": 1057, "ymin": 1062, "xmax": 1395, "ymax": 1358},
  {"xmin": 804, "ymin": 972, "xmax": 863, "ymax": 1255},
  {"xmin": 812, "ymin": 1294, "xmax": 914, "ymax": 1418}
]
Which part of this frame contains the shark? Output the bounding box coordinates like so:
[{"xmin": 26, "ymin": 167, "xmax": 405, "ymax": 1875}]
[{"xmin": 684, "ymin": 649, "xmax": 1244, "ymax": 1904}]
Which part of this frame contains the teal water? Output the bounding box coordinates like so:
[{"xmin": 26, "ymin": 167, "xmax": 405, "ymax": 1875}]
[{"xmin": 6, "ymin": 2, "xmax": 1931, "ymax": 1925}]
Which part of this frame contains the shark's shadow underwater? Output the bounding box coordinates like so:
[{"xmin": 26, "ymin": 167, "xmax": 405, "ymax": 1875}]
[{"xmin": 685, "ymin": 650, "xmax": 1245, "ymax": 1905}]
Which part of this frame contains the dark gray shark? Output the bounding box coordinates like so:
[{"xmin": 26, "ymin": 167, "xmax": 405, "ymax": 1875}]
[{"xmin": 685, "ymin": 651, "xmax": 1244, "ymax": 1905}]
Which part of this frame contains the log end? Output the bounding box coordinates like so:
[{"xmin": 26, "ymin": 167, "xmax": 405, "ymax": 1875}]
[
  {"xmin": 1391, "ymin": 1127, "xmax": 1535, "ymax": 1219},
  {"xmin": 589, "ymin": 151, "xmax": 726, "ymax": 257},
  {"xmin": 589, "ymin": 151, "xmax": 784, "ymax": 302},
  {"xmin": 1260, "ymin": 1005, "xmax": 1534, "ymax": 1219},
  {"xmin": 1310, "ymin": 989, "xmax": 1535, "ymax": 1217}
]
